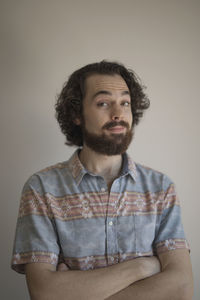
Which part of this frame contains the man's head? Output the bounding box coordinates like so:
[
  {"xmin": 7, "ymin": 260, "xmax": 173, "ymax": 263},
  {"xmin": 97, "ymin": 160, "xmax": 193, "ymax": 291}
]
[{"xmin": 55, "ymin": 60, "xmax": 150, "ymax": 154}]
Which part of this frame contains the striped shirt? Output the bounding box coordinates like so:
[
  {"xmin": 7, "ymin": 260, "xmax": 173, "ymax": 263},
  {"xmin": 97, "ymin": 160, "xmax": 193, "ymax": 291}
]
[{"xmin": 11, "ymin": 149, "xmax": 189, "ymax": 274}]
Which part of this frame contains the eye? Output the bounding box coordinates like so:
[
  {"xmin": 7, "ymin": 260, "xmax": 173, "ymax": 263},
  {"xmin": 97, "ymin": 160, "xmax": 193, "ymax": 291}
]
[
  {"xmin": 97, "ymin": 102, "xmax": 109, "ymax": 107},
  {"xmin": 122, "ymin": 101, "xmax": 131, "ymax": 107}
]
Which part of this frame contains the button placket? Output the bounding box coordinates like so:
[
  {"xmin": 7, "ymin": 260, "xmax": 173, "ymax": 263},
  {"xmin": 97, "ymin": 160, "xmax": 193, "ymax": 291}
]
[{"xmin": 106, "ymin": 178, "xmax": 121, "ymax": 261}]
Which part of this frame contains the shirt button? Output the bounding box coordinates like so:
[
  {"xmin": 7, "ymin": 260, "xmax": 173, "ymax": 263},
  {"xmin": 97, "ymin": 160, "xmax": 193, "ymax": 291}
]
[{"xmin": 109, "ymin": 221, "xmax": 113, "ymax": 226}]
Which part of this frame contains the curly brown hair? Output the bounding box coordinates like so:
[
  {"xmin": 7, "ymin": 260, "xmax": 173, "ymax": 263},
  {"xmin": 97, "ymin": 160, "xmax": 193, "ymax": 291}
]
[{"xmin": 55, "ymin": 60, "xmax": 150, "ymax": 147}]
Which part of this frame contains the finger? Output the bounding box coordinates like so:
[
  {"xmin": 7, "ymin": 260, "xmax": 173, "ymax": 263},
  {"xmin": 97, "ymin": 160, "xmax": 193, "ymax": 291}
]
[{"xmin": 57, "ymin": 263, "xmax": 69, "ymax": 271}]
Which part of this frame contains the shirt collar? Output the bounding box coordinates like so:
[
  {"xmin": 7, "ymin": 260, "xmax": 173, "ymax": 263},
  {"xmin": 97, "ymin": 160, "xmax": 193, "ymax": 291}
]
[
  {"xmin": 121, "ymin": 152, "xmax": 137, "ymax": 181},
  {"xmin": 67, "ymin": 149, "xmax": 137, "ymax": 185},
  {"xmin": 67, "ymin": 149, "xmax": 87, "ymax": 185}
]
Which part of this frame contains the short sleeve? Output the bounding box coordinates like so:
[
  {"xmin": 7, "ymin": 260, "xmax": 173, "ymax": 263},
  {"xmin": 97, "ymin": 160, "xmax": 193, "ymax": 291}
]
[
  {"xmin": 153, "ymin": 176, "xmax": 190, "ymax": 255},
  {"xmin": 11, "ymin": 175, "xmax": 60, "ymax": 274}
]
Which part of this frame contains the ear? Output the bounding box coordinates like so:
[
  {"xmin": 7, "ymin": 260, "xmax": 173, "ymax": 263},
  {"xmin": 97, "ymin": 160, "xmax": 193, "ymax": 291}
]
[{"xmin": 74, "ymin": 118, "xmax": 81, "ymax": 125}]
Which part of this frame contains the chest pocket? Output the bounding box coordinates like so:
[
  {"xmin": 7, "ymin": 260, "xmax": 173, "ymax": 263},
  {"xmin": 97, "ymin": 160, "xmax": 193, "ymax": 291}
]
[
  {"xmin": 116, "ymin": 190, "xmax": 157, "ymax": 256},
  {"xmin": 134, "ymin": 214, "xmax": 157, "ymax": 253}
]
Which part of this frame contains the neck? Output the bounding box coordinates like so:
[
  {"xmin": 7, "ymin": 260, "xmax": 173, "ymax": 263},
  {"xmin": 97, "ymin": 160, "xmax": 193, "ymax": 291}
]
[{"xmin": 79, "ymin": 145, "xmax": 123, "ymax": 179}]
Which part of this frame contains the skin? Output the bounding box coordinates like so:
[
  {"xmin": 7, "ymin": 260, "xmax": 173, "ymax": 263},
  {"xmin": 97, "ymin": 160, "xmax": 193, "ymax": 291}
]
[
  {"xmin": 105, "ymin": 249, "xmax": 193, "ymax": 300},
  {"xmin": 26, "ymin": 256, "xmax": 161, "ymax": 300},
  {"xmin": 77, "ymin": 74, "xmax": 133, "ymax": 188},
  {"xmin": 25, "ymin": 74, "xmax": 194, "ymax": 299}
]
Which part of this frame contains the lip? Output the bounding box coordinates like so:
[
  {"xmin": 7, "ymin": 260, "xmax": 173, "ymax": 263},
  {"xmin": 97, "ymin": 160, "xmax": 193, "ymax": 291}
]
[{"xmin": 107, "ymin": 126, "xmax": 126, "ymax": 133}]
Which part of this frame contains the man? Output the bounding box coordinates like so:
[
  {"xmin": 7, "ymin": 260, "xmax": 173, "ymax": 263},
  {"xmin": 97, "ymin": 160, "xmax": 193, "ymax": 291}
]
[{"xmin": 11, "ymin": 61, "xmax": 193, "ymax": 299}]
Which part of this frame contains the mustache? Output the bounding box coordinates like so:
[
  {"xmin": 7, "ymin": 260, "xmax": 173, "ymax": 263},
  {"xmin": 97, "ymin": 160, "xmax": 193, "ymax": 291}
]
[{"xmin": 102, "ymin": 120, "xmax": 130, "ymax": 130}]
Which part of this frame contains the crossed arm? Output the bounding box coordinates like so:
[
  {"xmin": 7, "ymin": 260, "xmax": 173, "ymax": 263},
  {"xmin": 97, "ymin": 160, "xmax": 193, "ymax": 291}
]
[
  {"xmin": 105, "ymin": 249, "xmax": 193, "ymax": 300},
  {"xmin": 25, "ymin": 249, "xmax": 193, "ymax": 300}
]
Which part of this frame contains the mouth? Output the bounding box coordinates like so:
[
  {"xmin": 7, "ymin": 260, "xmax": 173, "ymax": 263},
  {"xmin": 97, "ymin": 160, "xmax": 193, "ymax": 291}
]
[{"xmin": 107, "ymin": 126, "xmax": 126, "ymax": 133}]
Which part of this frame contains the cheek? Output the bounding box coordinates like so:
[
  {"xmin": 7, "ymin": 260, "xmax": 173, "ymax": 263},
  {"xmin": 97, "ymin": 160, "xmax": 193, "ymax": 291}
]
[
  {"xmin": 85, "ymin": 108, "xmax": 106, "ymax": 124},
  {"xmin": 84, "ymin": 113, "xmax": 103, "ymax": 131},
  {"xmin": 126, "ymin": 110, "xmax": 133, "ymax": 124}
]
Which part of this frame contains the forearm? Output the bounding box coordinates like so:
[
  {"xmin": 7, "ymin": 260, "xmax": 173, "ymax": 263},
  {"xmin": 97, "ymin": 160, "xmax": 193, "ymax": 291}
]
[
  {"xmin": 49, "ymin": 261, "xmax": 136, "ymax": 300},
  {"xmin": 26, "ymin": 257, "xmax": 160, "ymax": 300},
  {"xmin": 106, "ymin": 270, "xmax": 193, "ymax": 300},
  {"xmin": 106, "ymin": 252, "xmax": 193, "ymax": 300}
]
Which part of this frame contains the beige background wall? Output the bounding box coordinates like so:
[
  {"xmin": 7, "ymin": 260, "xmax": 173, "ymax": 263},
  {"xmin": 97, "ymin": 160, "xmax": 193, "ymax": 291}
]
[{"xmin": 1, "ymin": 0, "xmax": 199, "ymax": 299}]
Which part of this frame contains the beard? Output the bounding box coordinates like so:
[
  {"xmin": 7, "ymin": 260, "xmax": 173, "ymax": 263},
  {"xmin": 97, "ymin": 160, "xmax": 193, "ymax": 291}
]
[{"xmin": 81, "ymin": 119, "xmax": 134, "ymax": 156}]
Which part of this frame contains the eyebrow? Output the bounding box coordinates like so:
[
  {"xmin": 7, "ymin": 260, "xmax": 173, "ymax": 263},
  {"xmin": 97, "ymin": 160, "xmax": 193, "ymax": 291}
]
[{"xmin": 92, "ymin": 90, "xmax": 130, "ymax": 100}]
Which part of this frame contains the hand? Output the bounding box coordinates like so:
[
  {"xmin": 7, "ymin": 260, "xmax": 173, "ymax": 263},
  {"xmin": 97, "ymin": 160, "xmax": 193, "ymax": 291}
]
[
  {"xmin": 57, "ymin": 263, "xmax": 70, "ymax": 272},
  {"xmin": 141, "ymin": 256, "xmax": 161, "ymax": 278}
]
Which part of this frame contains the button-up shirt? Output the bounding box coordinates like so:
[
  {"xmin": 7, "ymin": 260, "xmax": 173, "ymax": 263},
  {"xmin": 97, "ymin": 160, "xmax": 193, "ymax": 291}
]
[{"xmin": 11, "ymin": 149, "xmax": 189, "ymax": 273}]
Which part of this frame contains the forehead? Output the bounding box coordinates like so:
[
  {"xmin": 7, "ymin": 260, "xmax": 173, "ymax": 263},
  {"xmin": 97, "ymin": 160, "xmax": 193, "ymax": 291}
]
[{"xmin": 84, "ymin": 74, "xmax": 129, "ymax": 95}]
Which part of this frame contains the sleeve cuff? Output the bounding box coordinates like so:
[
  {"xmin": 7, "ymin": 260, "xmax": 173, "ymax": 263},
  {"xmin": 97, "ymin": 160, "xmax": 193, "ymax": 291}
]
[
  {"xmin": 155, "ymin": 238, "xmax": 190, "ymax": 255},
  {"xmin": 11, "ymin": 251, "xmax": 58, "ymax": 274}
]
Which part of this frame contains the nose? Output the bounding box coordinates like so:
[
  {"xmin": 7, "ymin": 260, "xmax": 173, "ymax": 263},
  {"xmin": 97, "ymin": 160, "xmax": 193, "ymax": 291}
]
[{"xmin": 111, "ymin": 105, "xmax": 123, "ymax": 121}]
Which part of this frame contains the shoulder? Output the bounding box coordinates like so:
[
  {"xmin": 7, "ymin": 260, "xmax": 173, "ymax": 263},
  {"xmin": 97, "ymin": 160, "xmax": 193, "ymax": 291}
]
[
  {"xmin": 134, "ymin": 161, "xmax": 175, "ymax": 193},
  {"xmin": 22, "ymin": 159, "xmax": 71, "ymax": 194}
]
